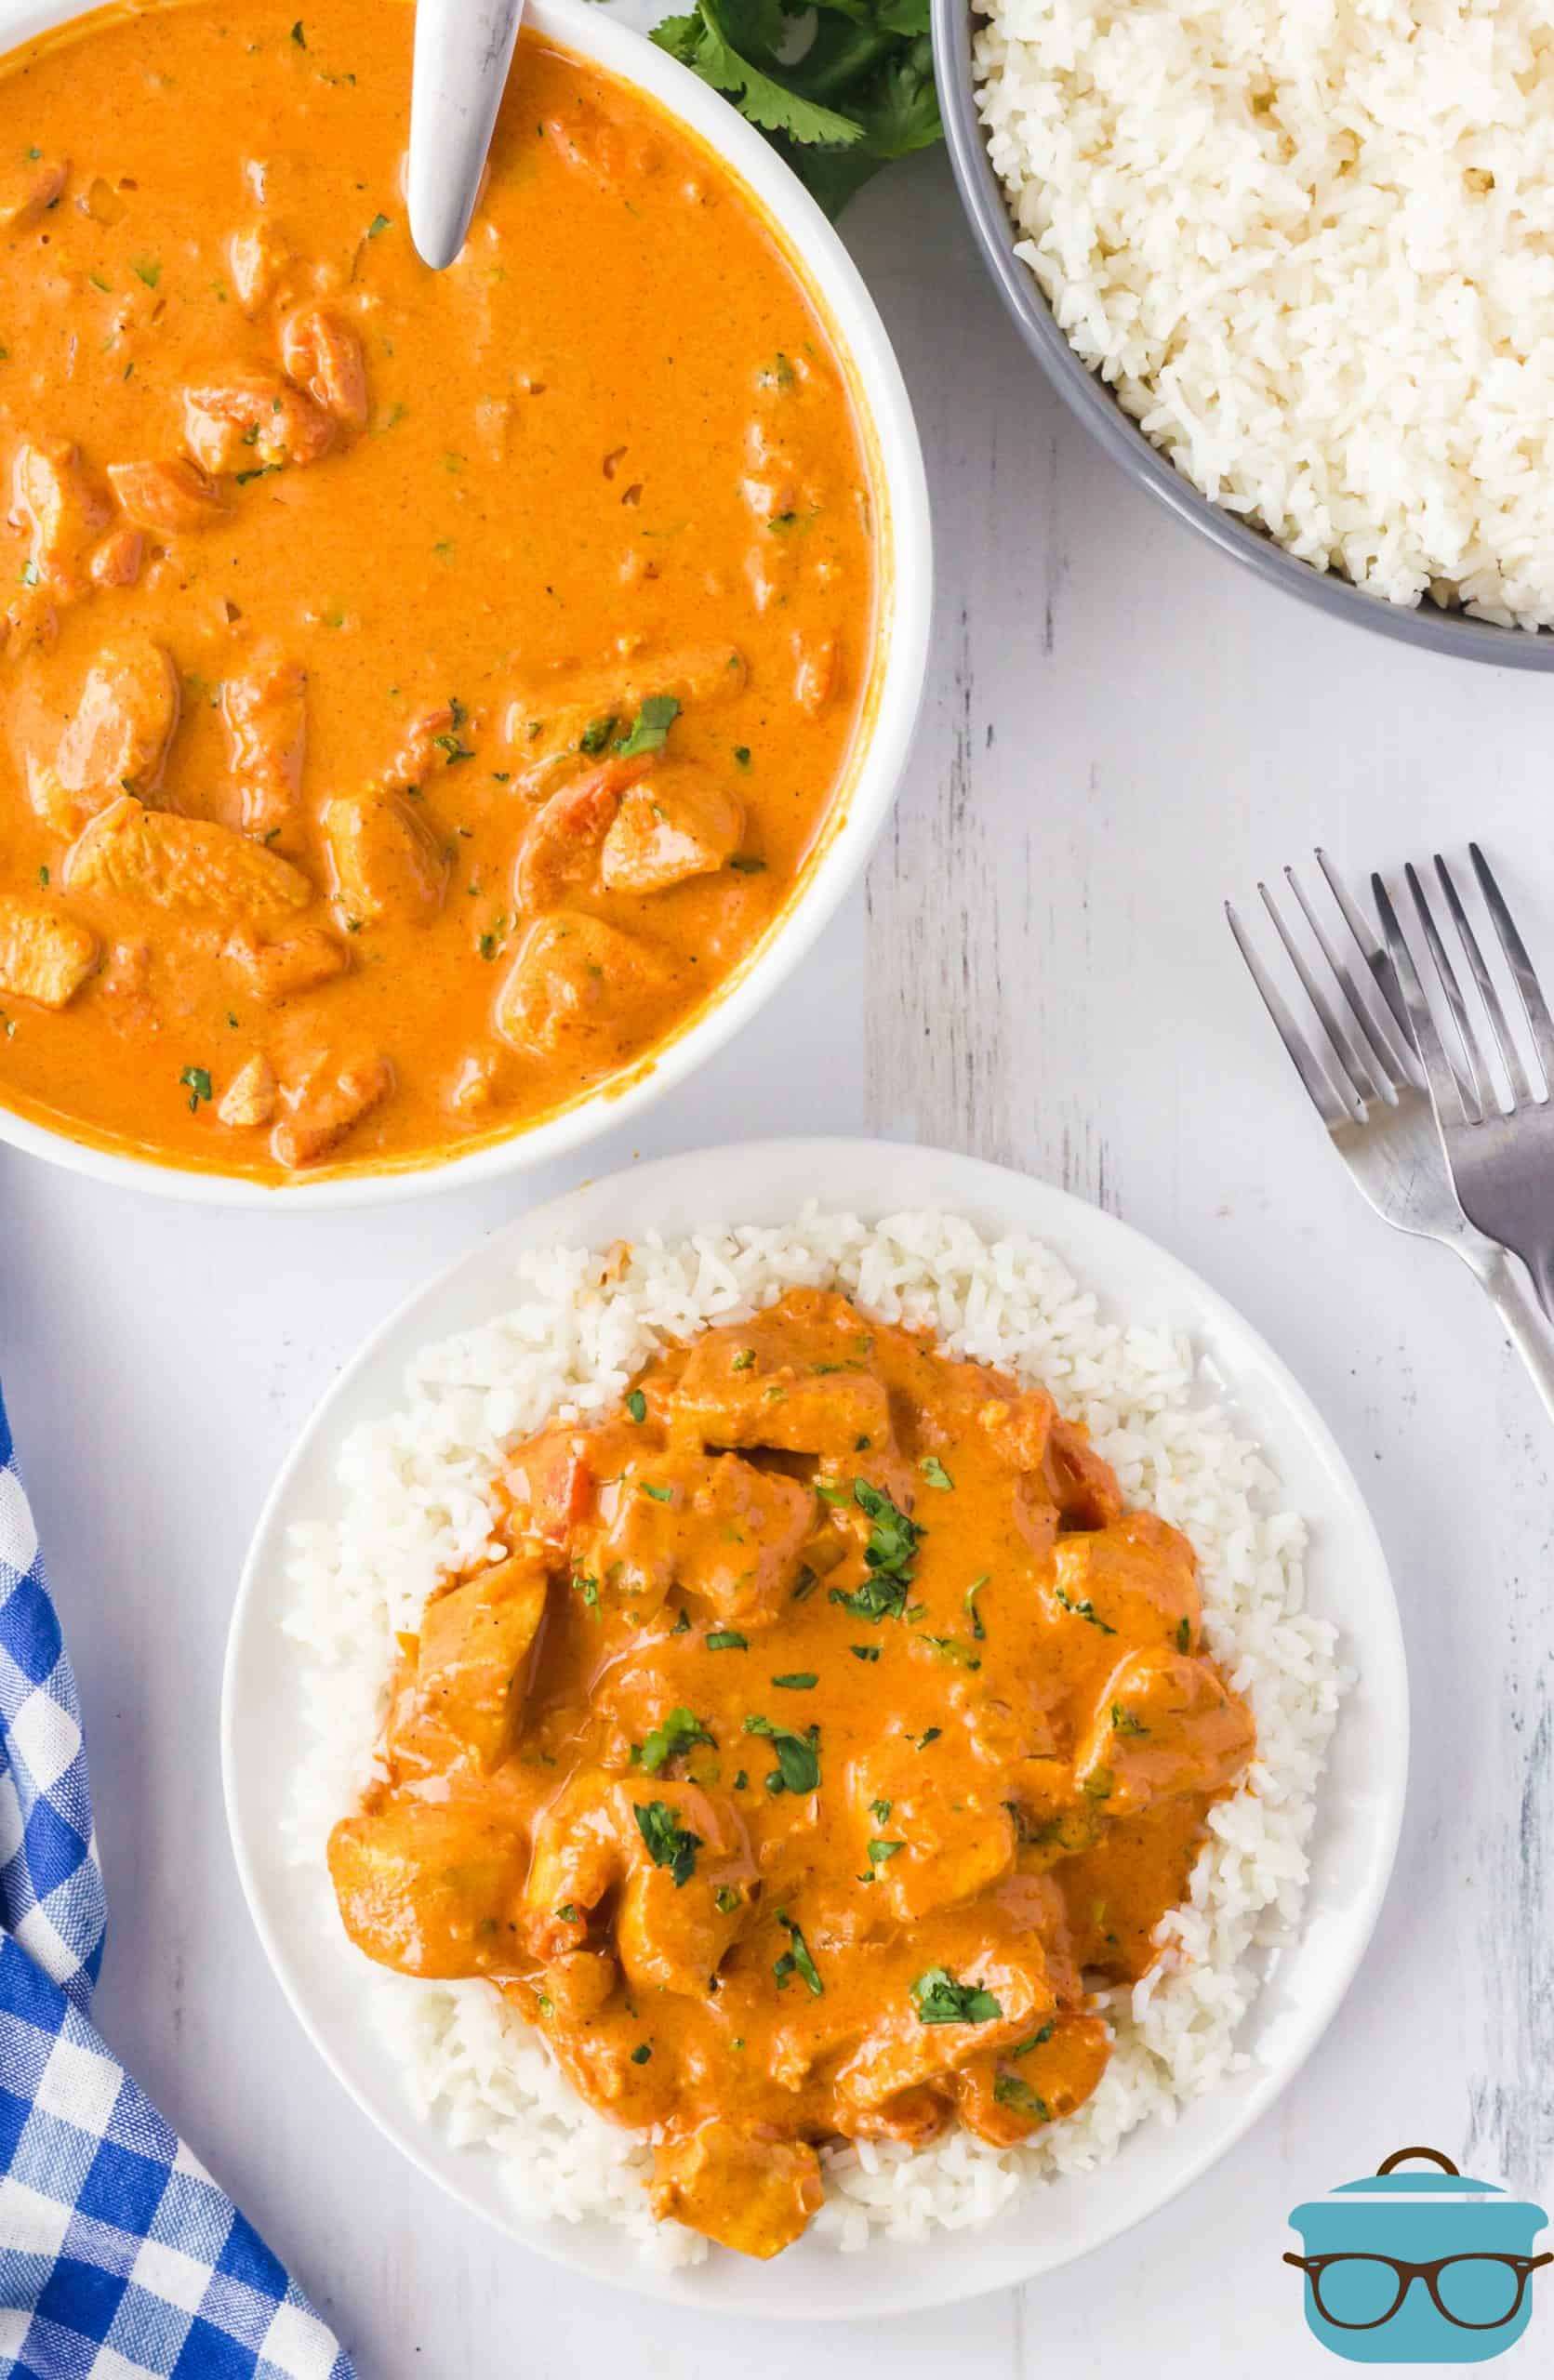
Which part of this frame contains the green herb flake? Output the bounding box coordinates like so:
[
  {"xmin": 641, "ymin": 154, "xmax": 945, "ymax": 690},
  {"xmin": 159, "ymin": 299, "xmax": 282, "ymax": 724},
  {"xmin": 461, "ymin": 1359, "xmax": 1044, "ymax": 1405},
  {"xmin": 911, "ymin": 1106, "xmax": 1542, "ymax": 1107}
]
[
  {"xmin": 366, "ymin": 212, "xmax": 392, "ymax": 238},
  {"xmin": 772, "ymin": 1910, "xmax": 823, "ymax": 1997},
  {"xmin": 866, "ymin": 1837, "xmax": 904, "ymax": 1866},
  {"xmin": 1009, "ymin": 2021, "xmax": 1055, "ymax": 2057},
  {"xmin": 290, "ymin": 18, "xmax": 306, "ymax": 45},
  {"xmin": 635, "ymin": 1706, "xmax": 715, "ymax": 1777},
  {"xmin": 706, "ymin": 1630, "xmax": 748, "ymax": 1652},
  {"xmin": 632, "ymin": 1799, "xmax": 702, "ymax": 1887},
  {"xmin": 615, "ymin": 693, "xmax": 680, "ymax": 758},
  {"xmin": 731, "ymin": 1348, "xmax": 755, "ymax": 1371},
  {"xmin": 571, "ymin": 1570, "xmax": 602, "ymax": 1619},
  {"xmin": 963, "ymin": 1574, "xmax": 989, "ymax": 1639},
  {"xmin": 728, "ymin": 854, "xmax": 767, "ymax": 873},
  {"xmin": 179, "ymin": 1065, "xmax": 212, "ymax": 1113},
  {"xmin": 132, "ymin": 257, "xmax": 161, "ymax": 289},
  {"xmin": 631, "ymin": 2043, "xmax": 653, "ymax": 2065},
  {"xmin": 744, "ymin": 1714, "xmax": 820, "ymax": 1794},
  {"xmin": 1176, "ymin": 1616, "xmax": 1192, "ymax": 1652},
  {"xmin": 640, "ymin": 1480, "xmax": 675, "ymax": 1504},
  {"xmin": 1055, "ymin": 1585, "xmax": 1117, "ymax": 1634},
  {"xmin": 1110, "ymin": 1703, "xmax": 1149, "ymax": 1738},
  {"xmin": 849, "ymin": 1643, "xmax": 880, "ymax": 1662},
  {"xmin": 556, "ymin": 1902, "xmax": 578, "ymax": 1924},
  {"xmin": 916, "ymin": 1726, "xmax": 942, "ymax": 1750},
  {"xmin": 626, "ymin": 1388, "xmax": 647, "ymax": 1423},
  {"xmin": 578, "ymin": 712, "xmax": 618, "ymax": 755},
  {"xmin": 920, "ymin": 1454, "xmax": 954, "ymax": 1491},
  {"xmin": 910, "ymin": 1967, "xmax": 1003, "ymax": 2027},
  {"xmin": 714, "ymin": 1884, "xmax": 741, "ymax": 1914},
  {"xmin": 36, "ymin": 865, "xmax": 48, "ymax": 887},
  {"xmin": 733, "ymin": 746, "xmax": 750, "ymax": 768},
  {"xmin": 993, "ymin": 2074, "xmax": 1051, "ymax": 2120},
  {"xmin": 771, "ymin": 1673, "xmax": 817, "ymax": 1690}
]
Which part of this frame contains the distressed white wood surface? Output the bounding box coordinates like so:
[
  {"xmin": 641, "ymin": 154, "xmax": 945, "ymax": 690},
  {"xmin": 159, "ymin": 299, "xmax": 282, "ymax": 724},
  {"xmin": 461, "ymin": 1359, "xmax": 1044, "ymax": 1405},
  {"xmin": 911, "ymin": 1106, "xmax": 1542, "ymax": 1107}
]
[{"xmin": 4, "ymin": 73, "xmax": 1554, "ymax": 2380}]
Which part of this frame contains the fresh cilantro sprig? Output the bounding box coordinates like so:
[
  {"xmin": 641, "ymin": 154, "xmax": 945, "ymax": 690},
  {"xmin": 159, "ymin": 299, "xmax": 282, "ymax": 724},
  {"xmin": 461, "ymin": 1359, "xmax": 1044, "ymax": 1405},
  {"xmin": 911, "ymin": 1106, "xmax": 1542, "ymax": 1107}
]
[{"xmin": 650, "ymin": 0, "xmax": 941, "ymax": 218}]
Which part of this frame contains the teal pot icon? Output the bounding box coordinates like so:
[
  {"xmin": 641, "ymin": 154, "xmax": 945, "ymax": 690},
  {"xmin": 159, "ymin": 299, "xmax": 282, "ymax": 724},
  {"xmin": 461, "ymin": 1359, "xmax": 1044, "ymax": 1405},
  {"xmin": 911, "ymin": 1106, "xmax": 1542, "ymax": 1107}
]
[{"xmin": 1286, "ymin": 2149, "xmax": 1550, "ymax": 2362}]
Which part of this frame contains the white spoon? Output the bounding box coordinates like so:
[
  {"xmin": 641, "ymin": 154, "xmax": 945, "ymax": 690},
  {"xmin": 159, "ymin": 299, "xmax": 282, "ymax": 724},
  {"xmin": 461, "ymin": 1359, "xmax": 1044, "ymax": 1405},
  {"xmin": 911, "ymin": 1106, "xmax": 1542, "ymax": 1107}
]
[{"xmin": 408, "ymin": 0, "xmax": 525, "ymax": 270}]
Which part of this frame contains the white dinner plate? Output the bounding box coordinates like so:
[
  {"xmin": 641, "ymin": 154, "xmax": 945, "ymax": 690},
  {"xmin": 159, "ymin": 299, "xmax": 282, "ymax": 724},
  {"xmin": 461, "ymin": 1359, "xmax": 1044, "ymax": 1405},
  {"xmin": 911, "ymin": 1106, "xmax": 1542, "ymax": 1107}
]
[{"xmin": 222, "ymin": 1138, "xmax": 1408, "ymax": 2318}]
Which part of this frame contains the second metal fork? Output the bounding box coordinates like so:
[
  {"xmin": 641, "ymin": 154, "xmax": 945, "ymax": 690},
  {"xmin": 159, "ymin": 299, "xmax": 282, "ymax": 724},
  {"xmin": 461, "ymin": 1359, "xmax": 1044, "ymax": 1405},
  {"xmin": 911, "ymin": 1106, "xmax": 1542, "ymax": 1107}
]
[
  {"xmin": 1374, "ymin": 845, "xmax": 1554, "ymax": 1318},
  {"xmin": 1229, "ymin": 853, "xmax": 1554, "ymax": 1426}
]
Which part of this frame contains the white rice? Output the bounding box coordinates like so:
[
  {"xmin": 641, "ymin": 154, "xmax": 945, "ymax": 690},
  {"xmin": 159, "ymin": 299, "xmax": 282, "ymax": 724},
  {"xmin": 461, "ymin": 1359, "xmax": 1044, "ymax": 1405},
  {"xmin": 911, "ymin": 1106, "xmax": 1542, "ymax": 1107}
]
[
  {"xmin": 973, "ymin": 0, "xmax": 1554, "ymax": 628},
  {"xmin": 282, "ymin": 1208, "xmax": 1343, "ymax": 2266}
]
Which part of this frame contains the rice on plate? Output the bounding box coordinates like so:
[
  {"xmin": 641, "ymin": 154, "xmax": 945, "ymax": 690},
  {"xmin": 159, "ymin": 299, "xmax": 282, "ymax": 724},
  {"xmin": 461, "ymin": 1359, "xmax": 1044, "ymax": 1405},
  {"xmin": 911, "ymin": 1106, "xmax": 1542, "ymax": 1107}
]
[
  {"xmin": 282, "ymin": 1207, "xmax": 1343, "ymax": 2265},
  {"xmin": 973, "ymin": 0, "xmax": 1554, "ymax": 628}
]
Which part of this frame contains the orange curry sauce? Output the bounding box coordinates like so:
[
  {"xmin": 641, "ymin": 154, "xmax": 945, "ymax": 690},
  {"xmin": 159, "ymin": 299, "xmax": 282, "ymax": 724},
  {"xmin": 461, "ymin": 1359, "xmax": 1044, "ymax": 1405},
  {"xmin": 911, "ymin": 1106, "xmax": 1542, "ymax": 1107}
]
[
  {"xmin": 0, "ymin": 1, "xmax": 876, "ymax": 1179},
  {"xmin": 329, "ymin": 1289, "xmax": 1256, "ymax": 2257}
]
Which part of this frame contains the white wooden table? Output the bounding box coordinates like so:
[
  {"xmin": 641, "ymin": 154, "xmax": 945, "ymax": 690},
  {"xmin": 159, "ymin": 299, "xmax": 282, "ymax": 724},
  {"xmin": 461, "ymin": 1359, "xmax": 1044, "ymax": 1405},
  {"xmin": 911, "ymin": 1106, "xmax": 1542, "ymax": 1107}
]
[{"xmin": 5, "ymin": 74, "xmax": 1553, "ymax": 2380}]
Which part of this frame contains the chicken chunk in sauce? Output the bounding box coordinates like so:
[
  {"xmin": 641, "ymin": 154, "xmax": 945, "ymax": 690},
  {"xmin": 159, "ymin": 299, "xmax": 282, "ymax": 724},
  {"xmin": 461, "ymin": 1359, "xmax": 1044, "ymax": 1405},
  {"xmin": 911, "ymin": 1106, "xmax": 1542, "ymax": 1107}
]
[{"xmin": 328, "ymin": 1289, "xmax": 1255, "ymax": 2257}]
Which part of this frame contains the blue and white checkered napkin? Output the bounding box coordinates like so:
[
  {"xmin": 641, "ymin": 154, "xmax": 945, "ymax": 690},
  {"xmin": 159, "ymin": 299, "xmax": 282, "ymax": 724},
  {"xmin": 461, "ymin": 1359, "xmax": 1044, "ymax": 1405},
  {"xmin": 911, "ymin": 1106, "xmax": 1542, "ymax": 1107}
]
[{"xmin": 0, "ymin": 1382, "xmax": 354, "ymax": 2380}]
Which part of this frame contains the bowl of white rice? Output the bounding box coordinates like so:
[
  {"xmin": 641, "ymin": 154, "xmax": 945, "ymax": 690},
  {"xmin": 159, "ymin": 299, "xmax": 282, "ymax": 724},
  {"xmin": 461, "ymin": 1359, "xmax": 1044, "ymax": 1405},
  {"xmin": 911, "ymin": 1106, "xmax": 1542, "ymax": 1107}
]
[
  {"xmin": 224, "ymin": 1137, "xmax": 1408, "ymax": 2313},
  {"xmin": 936, "ymin": 0, "xmax": 1554, "ymax": 663}
]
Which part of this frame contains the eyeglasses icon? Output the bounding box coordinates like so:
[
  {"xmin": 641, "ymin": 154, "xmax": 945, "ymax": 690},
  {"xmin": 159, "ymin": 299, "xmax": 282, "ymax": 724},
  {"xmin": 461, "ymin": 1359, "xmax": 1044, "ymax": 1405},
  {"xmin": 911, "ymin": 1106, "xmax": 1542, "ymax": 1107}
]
[{"xmin": 1283, "ymin": 2251, "xmax": 1554, "ymax": 2333}]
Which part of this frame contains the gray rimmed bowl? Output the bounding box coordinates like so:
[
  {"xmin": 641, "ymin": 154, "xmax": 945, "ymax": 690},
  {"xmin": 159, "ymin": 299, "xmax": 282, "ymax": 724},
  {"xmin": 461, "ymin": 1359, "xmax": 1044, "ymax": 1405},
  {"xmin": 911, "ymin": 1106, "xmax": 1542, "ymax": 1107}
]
[{"xmin": 932, "ymin": 0, "xmax": 1554, "ymax": 670}]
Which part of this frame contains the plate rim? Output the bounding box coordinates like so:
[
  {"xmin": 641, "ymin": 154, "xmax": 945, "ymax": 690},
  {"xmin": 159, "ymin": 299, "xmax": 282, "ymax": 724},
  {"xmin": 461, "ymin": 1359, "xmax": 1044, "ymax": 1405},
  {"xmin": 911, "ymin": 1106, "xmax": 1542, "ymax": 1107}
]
[{"xmin": 221, "ymin": 1136, "xmax": 1409, "ymax": 2318}]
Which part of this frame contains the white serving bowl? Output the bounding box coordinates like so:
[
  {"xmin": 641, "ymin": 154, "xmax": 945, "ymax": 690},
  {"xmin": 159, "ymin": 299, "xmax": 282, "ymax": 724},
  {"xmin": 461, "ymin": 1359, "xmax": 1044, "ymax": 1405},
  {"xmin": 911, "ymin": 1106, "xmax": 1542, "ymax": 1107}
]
[{"xmin": 0, "ymin": 0, "xmax": 931, "ymax": 1206}]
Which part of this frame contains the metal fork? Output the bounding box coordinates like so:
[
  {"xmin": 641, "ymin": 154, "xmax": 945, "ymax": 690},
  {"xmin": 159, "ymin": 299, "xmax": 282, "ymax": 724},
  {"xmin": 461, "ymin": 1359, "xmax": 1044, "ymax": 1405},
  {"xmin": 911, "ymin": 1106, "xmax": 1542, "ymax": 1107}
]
[
  {"xmin": 1373, "ymin": 846, "xmax": 1554, "ymax": 1319},
  {"xmin": 1228, "ymin": 853, "xmax": 1554, "ymax": 1426}
]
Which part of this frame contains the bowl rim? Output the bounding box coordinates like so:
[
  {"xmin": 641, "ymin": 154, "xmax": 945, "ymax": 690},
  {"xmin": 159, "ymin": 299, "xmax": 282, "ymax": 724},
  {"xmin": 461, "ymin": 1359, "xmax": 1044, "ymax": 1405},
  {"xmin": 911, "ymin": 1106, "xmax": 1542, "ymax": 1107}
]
[
  {"xmin": 0, "ymin": 0, "xmax": 933, "ymax": 1206},
  {"xmin": 931, "ymin": 0, "xmax": 1554, "ymax": 670}
]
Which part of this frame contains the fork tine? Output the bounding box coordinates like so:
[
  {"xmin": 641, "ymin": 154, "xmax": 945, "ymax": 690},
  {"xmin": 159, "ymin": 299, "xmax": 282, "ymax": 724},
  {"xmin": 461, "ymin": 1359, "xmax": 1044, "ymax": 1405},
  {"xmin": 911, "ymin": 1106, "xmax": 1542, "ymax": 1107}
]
[
  {"xmin": 1314, "ymin": 847, "xmax": 1422, "ymax": 1082},
  {"xmin": 1258, "ymin": 879, "xmax": 1382, "ymax": 1105},
  {"xmin": 1373, "ymin": 873, "xmax": 1474, "ymax": 1129},
  {"xmin": 1226, "ymin": 901, "xmax": 1361, "ymax": 1130},
  {"xmin": 1404, "ymin": 861, "xmax": 1484, "ymax": 1120},
  {"xmin": 1469, "ymin": 842, "xmax": 1554, "ymax": 1099},
  {"xmin": 1433, "ymin": 853, "xmax": 1533, "ymax": 1106},
  {"xmin": 1284, "ymin": 861, "xmax": 1403, "ymax": 1099}
]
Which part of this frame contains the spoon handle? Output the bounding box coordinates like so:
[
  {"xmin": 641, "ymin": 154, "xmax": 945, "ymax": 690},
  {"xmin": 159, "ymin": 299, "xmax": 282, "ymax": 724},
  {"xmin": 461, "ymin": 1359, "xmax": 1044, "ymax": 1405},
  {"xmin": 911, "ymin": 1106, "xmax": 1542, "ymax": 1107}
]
[{"xmin": 408, "ymin": 0, "xmax": 525, "ymax": 270}]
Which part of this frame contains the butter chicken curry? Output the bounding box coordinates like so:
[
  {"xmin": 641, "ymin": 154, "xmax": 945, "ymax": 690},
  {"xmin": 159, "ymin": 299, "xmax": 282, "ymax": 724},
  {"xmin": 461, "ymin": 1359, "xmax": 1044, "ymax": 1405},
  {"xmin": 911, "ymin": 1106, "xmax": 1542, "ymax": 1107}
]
[
  {"xmin": 329, "ymin": 1289, "xmax": 1256, "ymax": 2258},
  {"xmin": 0, "ymin": 2, "xmax": 875, "ymax": 1179}
]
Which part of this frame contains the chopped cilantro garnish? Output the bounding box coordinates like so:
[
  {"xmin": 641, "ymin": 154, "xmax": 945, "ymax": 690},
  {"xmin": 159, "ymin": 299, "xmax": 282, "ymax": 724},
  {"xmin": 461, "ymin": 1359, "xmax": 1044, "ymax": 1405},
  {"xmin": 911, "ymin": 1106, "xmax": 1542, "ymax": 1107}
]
[
  {"xmin": 771, "ymin": 1673, "xmax": 817, "ymax": 1690},
  {"xmin": 1055, "ymin": 1586, "xmax": 1117, "ymax": 1634},
  {"xmin": 772, "ymin": 1910, "xmax": 823, "ymax": 1996},
  {"xmin": 366, "ymin": 212, "xmax": 391, "ymax": 238},
  {"xmin": 615, "ymin": 693, "xmax": 680, "ymax": 758},
  {"xmin": 626, "ymin": 1388, "xmax": 647, "ymax": 1422},
  {"xmin": 706, "ymin": 1630, "xmax": 748, "ymax": 1652},
  {"xmin": 631, "ymin": 2043, "xmax": 653, "ymax": 2065},
  {"xmin": 632, "ymin": 1799, "xmax": 701, "ymax": 1886},
  {"xmin": 179, "ymin": 1065, "xmax": 212, "ymax": 1113},
  {"xmin": 578, "ymin": 713, "xmax": 618, "ymax": 755},
  {"xmin": 1176, "ymin": 1616, "xmax": 1192, "ymax": 1652},
  {"xmin": 920, "ymin": 1454, "xmax": 954, "ymax": 1491},
  {"xmin": 866, "ymin": 1838, "xmax": 904, "ymax": 1866},
  {"xmin": 571, "ymin": 1570, "xmax": 602, "ymax": 1619},
  {"xmin": 993, "ymin": 2073, "xmax": 1051, "ymax": 2120},
  {"xmin": 1110, "ymin": 1703, "xmax": 1149, "ymax": 1738},
  {"xmin": 132, "ymin": 257, "xmax": 161, "ymax": 289},
  {"xmin": 635, "ymin": 1707, "xmax": 715, "ymax": 1776},
  {"xmin": 556, "ymin": 1902, "xmax": 578, "ymax": 1924},
  {"xmin": 714, "ymin": 1885, "xmax": 742, "ymax": 1914},
  {"xmin": 744, "ymin": 1714, "xmax": 819, "ymax": 1793},
  {"xmin": 963, "ymin": 1574, "xmax": 989, "ymax": 1639},
  {"xmin": 731, "ymin": 1348, "xmax": 755, "ymax": 1370},
  {"xmin": 640, "ymin": 1480, "xmax": 674, "ymax": 1504},
  {"xmin": 849, "ymin": 1644, "xmax": 880, "ymax": 1662},
  {"xmin": 910, "ymin": 1968, "xmax": 1003, "ymax": 2026}
]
